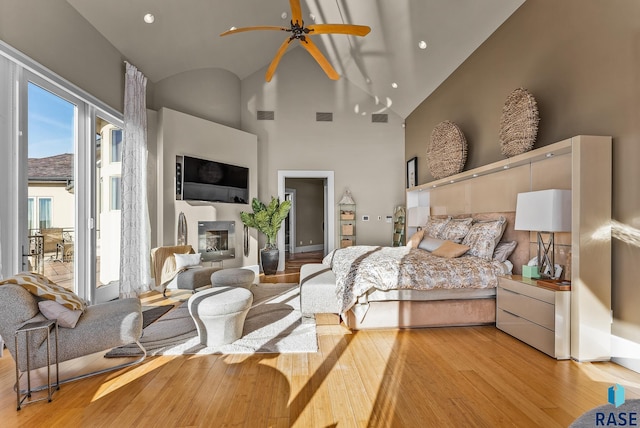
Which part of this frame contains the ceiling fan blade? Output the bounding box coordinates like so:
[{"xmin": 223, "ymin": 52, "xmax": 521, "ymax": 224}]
[
  {"xmin": 265, "ymin": 38, "xmax": 293, "ymax": 82},
  {"xmin": 289, "ymin": 0, "xmax": 303, "ymax": 25},
  {"xmin": 300, "ymin": 37, "xmax": 339, "ymax": 80},
  {"xmin": 220, "ymin": 26, "xmax": 288, "ymax": 37},
  {"xmin": 307, "ymin": 24, "xmax": 371, "ymax": 37}
]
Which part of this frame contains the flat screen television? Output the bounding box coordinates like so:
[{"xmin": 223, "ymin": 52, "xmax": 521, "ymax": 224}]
[{"xmin": 176, "ymin": 155, "xmax": 249, "ymax": 204}]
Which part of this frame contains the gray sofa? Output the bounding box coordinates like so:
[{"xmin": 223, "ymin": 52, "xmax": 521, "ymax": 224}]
[{"xmin": 0, "ymin": 283, "xmax": 143, "ymax": 372}]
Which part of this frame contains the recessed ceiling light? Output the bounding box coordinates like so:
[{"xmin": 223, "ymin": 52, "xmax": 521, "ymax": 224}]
[
  {"xmin": 391, "ymin": 82, "xmax": 398, "ymax": 89},
  {"xmin": 143, "ymin": 13, "xmax": 155, "ymax": 24},
  {"xmin": 281, "ymin": 11, "xmax": 288, "ymax": 20},
  {"xmin": 309, "ymin": 13, "xmax": 316, "ymax": 21},
  {"xmin": 418, "ymin": 40, "xmax": 427, "ymax": 50}
]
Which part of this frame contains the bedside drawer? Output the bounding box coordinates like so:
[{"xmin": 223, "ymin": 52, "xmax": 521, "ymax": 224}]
[
  {"xmin": 497, "ymin": 308, "xmax": 555, "ymax": 357},
  {"xmin": 497, "ymin": 286, "xmax": 555, "ymax": 330}
]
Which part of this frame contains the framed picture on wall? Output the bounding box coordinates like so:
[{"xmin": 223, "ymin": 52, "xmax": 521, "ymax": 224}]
[{"xmin": 407, "ymin": 157, "xmax": 417, "ymax": 188}]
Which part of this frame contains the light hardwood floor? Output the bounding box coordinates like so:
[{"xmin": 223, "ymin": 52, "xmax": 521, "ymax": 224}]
[{"xmin": 2, "ymin": 301, "xmax": 640, "ymax": 428}]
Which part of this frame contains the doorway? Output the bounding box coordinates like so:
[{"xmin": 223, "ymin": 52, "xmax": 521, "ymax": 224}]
[{"xmin": 277, "ymin": 171, "xmax": 335, "ymax": 272}]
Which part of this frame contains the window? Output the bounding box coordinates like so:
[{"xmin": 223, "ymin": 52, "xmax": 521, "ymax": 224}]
[
  {"xmin": 27, "ymin": 197, "xmax": 36, "ymax": 232},
  {"xmin": 37, "ymin": 197, "xmax": 52, "ymax": 230},
  {"xmin": 110, "ymin": 176, "xmax": 121, "ymax": 210},
  {"xmin": 111, "ymin": 129, "xmax": 122, "ymax": 163}
]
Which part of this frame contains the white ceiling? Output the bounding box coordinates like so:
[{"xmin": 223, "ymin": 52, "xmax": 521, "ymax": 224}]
[{"xmin": 66, "ymin": 0, "xmax": 524, "ymax": 119}]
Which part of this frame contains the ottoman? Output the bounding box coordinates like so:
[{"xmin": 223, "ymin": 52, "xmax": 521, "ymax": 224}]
[
  {"xmin": 187, "ymin": 286, "xmax": 253, "ymax": 346},
  {"xmin": 211, "ymin": 268, "xmax": 255, "ymax": 289},
  {"xmin": 299, "ymin": 263, "xmax": 340, "ymax": 315}
]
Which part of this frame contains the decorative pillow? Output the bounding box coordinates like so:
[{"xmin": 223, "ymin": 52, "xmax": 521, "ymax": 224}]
[
  {"xmin": 38, "ymin": 300, "xmax": 83, "ymax": 328},
  {"xmin": 406, "ymin": 229, "xmax": 425, "ymax": 249},
  {"xmin": 418, "ymin": 236, "xmax": 446, "ymax": 252},
  {"xmin": 431, "ymin": 241, "xmax": 470, "ymax": 258},
  {"xmin": 493, "ymin": 241, "xmax": 518, "ymax": 263},
  {"xmin": 423, "ymin": 217, "xmax": 450, "ymax": 239},
  {"xmin": 438, "ymin": 218, "xmax": 473, "ymax": 243},
  {"xmin": 462, "ymin": 216, "xmax": 508, "ymax": 260},
  {"xmin": 0, "ymin": 272, "xmax": 86, "ymax": 311},
  {"xmin": 174, "ymin": 253, "xmax": 202, "ymax": 270}
]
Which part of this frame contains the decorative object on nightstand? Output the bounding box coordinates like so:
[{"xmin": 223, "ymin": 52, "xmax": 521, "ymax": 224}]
[
  {"xmin": 499, "ymin": 87, "xmax": 539, "ymax": 157},
  {"xmin": 514, "ymin": 189, "xmax": 571, "ymax": 279},
  {"xmin": 338, "ymin": 189, "xmax": 356, "ymax": 248},
  {"xmin": 426, "ymin": 120, "xmax": 467, "ymax": 179}
]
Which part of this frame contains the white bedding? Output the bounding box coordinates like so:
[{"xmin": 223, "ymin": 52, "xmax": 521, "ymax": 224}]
[{"xmin": 323, "ymin": 245, "xmax": 510, "ymax": 315}]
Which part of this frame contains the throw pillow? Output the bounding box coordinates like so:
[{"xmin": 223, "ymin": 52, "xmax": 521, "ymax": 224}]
[
  {"xmin": 418, "ymin": 236, "xmax": 446, "ymax": 252},
  {"xmin": 38, "ymin": 300, "xmax": 83, "ymax": 328},
  {"xmin": 174, "ymin": 252, "xmax": 202, "ymax": 270},
  {"xmin": 438, "ymin": 218, "xmax": 473, "ymax": 243},
  {"xmin": 0, "ymin": 272, "xmax": 86, "ymax": 311},
  {"xmin": 431, "ymin": 240, "xmax": 470, "ymax": 258},
  {"xmin": 423, "ymin": 217, "xmax": 451, "ymax": 238},
  {"xmin": 406, "ymin": 230, "xmax": 425, "ymax": 248},
  {"xmin": 493, "ymin": 241, "xmax": 518, "ymax": 262},
  {"xmin": 462, "ymin": 216, "xmax": 507, "ymax": 260}
]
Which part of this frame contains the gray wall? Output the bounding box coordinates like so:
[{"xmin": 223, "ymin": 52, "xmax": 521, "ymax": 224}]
[
  {"xmin": 405, "ymin": 0, "xmax": 640, "ymax": 368},
  {"xmin": 241, "ymin": 48, "xmax": 406, "ymax": 248},
  {"xmin": 0, "ymin": 0, "xmax": 125, "ymax": 111},
  {"xmin": 152, "ymin": 68, "xmax": 241, "ymax": 129},
  {"xmin": 286, "ymin": 178, "xmax": 325, "ymax": 248}
]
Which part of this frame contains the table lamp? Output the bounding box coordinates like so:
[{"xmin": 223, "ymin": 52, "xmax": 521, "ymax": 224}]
[{"xmin": 514, "ymin": 189, "xmax": 571, "ymax": 279}]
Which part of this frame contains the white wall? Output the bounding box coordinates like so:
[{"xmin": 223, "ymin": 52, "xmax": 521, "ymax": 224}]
[
  {"xmin": 240, "ymin": 48, "xmax": 406, "ymax": 249},
  {"xmin": 156, "ymin": 107, "xmax": 258, "ymax": 268},
  {"xmin": 28, "ymin": 184, "xmax": 74, "ymax": 229}
]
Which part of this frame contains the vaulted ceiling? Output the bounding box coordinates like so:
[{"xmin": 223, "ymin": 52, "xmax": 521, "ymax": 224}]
[{"xmin": 66, "ymin": 0, "xmax": 524, "ymax": 118}]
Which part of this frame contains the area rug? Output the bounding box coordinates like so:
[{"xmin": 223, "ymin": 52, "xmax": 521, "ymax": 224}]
[
  {"xmin": 141, "ymin": 305, "xmax": 174, "ymax": 329},
  {"xmin": 105, "ymin": 283, "xmax": 317, "ymax": 356}
]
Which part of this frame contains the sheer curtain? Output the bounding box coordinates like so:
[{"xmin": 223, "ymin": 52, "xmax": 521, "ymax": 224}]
[{"xmin": 119, "ymin": 62, "xmax": 151, "ymax": 298}]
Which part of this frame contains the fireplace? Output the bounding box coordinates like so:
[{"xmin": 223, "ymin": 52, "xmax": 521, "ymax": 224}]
[{"xmin": 197, "ymin": 221, "xmax": 236, "ymax": 261}]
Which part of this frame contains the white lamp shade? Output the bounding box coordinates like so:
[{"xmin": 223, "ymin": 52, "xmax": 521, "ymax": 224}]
[
  {"xmin": 514, "ymin": 189, "xmax": 572, "ymax": 232},
  {"xmin": 407, "ymin": 206, "xmax": 430, "ymax": 227}
]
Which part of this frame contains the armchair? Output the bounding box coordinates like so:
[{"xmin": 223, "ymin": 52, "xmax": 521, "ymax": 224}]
[
  {"xmin": 41, "ymin": 228, "xmax": 73, "ymax": 262},
  {"xmin": 151, "ymin": 245, "xmax": 220, "ymax": 297}
]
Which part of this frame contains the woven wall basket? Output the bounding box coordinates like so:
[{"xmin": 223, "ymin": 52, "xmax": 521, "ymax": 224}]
[
  {"xmin": 499, "ymin": 87, "xmax": 540, "ymax": 157},
  {"xmin": 427, "ymin": 120, "xmax": 467, "ymax": 179}
]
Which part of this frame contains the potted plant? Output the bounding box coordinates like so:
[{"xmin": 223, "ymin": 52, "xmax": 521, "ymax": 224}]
[{"xmin": 240, "ymin": 196, "xmax": 292, "ymax": 275}]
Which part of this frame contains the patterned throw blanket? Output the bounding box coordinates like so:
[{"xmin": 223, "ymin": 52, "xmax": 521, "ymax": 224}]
[{"xmin": 323, "ymin": 246, "xmax": 509, "ymax": 315}]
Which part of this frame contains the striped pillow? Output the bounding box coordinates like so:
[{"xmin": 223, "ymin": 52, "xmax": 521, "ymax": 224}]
[{"xmin": 0, "ymin": 272, "xmax": 86, "ymax": 311}]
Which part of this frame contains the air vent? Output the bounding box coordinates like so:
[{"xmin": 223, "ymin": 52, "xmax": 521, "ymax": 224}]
[
  {"xmin": 371, "ymin": 113, "xmax": 388, "ymax": 123},
  {"xmin": 316, "ymin": 112, "xmax": 333, "ymax": 122},
  {"xmin": 257, "ymin": 110, "xmax": 275, "ymax": 120}
]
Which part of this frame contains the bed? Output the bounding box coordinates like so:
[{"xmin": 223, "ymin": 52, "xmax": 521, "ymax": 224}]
[{"xmin": 300, "ymin": 212, "xmax": 530, "ymax": 330}]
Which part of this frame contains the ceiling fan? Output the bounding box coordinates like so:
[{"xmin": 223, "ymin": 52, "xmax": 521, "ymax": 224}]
[{"xmin": 220, "ymin": 0, "xmax": 370, "ymax": 81}]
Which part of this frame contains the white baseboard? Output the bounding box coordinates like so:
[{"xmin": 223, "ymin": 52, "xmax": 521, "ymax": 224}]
[
  {"xmin": 612, "ymin": 334, "xmax": 640, "ymax": 374},
  {"xmin": 293, "ymin": 244, "xmax": 324, "ymax": 253}
]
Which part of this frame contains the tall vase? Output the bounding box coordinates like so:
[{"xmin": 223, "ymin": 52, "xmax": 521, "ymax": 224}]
[
  {"xmin": 177, "ymin": 212, "xmax": 187, "ymax": 245},
  {"xmin": 260, "ymin": 248, "xmax": 279, "ymax": 276}
]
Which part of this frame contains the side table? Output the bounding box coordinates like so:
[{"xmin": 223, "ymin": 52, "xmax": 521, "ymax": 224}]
[{"xmin": 14, "ymin": 319, "xmax": 60, "ymax": 410}]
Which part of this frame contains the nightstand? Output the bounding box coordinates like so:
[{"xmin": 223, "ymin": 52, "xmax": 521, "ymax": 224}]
[{"xmin": 496, "ymin": 275, "xmax": 571, "ymax": 359}]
